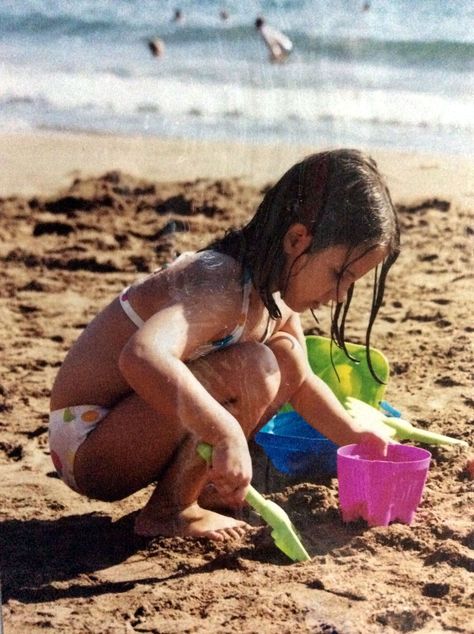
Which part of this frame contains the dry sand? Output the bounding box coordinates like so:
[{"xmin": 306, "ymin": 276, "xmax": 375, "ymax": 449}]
[{"xmin": 0, "ymin": 131, "xmax": 473, "ymax": 633}]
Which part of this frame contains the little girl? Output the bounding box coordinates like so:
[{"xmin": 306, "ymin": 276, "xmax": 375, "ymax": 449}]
[{"xmin": 49, "ymin": 149, "xmax": 400, "ymax": 541}]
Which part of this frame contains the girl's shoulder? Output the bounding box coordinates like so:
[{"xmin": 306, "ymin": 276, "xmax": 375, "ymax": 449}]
[
  {"xmin": 152, "ymin": 250, "xmax": 243, "ymax": 306},
  {"xmin": 168, "ymin": 249, "xmax": 242, "ymax": 284}
]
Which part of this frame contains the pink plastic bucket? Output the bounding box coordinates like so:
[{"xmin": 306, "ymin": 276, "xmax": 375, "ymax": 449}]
[{"xmin": 337, "ymin": 444, "xmax": 431, "ymax": 527}]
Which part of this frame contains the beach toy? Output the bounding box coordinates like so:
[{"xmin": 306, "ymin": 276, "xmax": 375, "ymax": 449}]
[
  {"xmin": 337, "ymin": 443, "xmax": 431, "ymax": 526},
  {"xmin": 380, "ymin": 400, "xmax": 402, "ymax": 418},
  {"xmin": 305, "ymin": 336, "xmax": 389, "ymax": 408},
  {"xmin": 345, "ymin": 397, "xmax": 469, "ymax": 447},
  {"xmin": 255, "ymin": 411, "xmax": 338, "ymax": 476},
  {"xmin": 256, "ymin": 336, "xmax": 390, "ymax": 477},
  {"xmin": 197, "ymin": 442, "xmax": 311, "ymax": 562}
]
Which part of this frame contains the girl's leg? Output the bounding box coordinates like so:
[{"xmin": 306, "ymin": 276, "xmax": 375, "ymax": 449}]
[
  {"xmin": 74, "ymin": 336, "xmax": 308, "ymax": 540},
  {"xmin": 197, "ymin": 331, "xmax": 308, "ymax": 511},
  {"xmin": 133, "ymin": 332, "xmax": 308, "ymax": 536},
  {"xmin": 73, "ymin": 339, "xmax": 304, "ymax": 540},
  {"xmin": 132, "ymin": 340, "xmax": 280, "ymax": 539}
]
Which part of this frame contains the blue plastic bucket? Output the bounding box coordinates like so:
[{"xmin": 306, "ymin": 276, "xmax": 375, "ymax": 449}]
[{"xmin": 255, "ymin": 411, "xmax": 338, "ymax": 476}]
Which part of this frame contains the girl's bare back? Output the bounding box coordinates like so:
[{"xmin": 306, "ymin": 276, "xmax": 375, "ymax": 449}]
[{"xmin": 50, "ymin": 250, "xmax": 284, "ymax": 411}]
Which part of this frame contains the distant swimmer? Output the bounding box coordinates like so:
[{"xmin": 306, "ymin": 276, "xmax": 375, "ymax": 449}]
[
  {"xmin": 255, "ymin": 16, "xmax": 293, "ymax": 64},
  {"xmin": 172, "ymin": 8, "xmax": 184, "ymax": 23},
  {"xmin": 219, "ymin": 9, "xmax": 229, "ymax": 21},
  {"xmin": 148, "ymin": 38, "xmax": 165, "ymax": 58}
]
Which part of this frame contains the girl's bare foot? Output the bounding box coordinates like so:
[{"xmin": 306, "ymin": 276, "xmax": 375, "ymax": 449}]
[{"xmin": 134, "ymin": 502, "xmax": 250, "ymax": 541}]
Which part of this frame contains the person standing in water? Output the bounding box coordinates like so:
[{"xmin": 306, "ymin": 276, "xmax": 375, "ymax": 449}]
[
  {"xmin": 255, "ymin": 16, "xmax": 293, "ymax": 63},
  {"xmin": 172, "ymin": 8, "xmax": 184, "ymax": 24},
  {"xmin": 148, "ymin": 38, "xmax": 165, "ymax": 58}
]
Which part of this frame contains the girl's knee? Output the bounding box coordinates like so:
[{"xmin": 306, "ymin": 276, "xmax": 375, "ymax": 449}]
[
  {"xmin": 236, "ymin": 341, "xmax": 280, "ymax": 397},
  {"xmin": 191, "ymin": 340, "xmax": 279, "ymax": 406},
  {"xmin": 241, "ymin": 340, "xmax": 279, "ymax": 372},
  {"xmin": 232, "ymin": 342, "xmax": 281, "ymax": 432},
  {"xmin": 235, "ymin": 337, "xmax": 307, "ymax": 400}
]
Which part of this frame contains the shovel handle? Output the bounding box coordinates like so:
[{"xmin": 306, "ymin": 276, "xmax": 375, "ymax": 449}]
[
  {"xmin": 196, "ymin": 441, "xmax": 213, "ymax": 464},
  {"xmin": 196, "ymin": 442, "xmax": 266, "ymax": 510}
]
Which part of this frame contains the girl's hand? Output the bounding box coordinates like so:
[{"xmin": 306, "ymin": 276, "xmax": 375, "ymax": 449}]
[
  {"xmin": 357, "ymin": 428, "xmax": 393, "ymax": 457},
  {"xmin": 208, "ymin": 436, "xmax": 252, "ymax": 507}
]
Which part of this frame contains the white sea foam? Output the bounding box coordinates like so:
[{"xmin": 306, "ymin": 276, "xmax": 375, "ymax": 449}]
[
  {"xmin": 1, "ymin": 116, "xmax": 33, "ymax": 132},
  {"xmin": 2, "ymin": 63, "xmax": 472, "ymax": 133}
]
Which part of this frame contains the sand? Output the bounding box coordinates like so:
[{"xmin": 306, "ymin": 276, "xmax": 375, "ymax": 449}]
[{"xmin": 0, "ymin": 131, "xmax": 473, "ymax": 633}]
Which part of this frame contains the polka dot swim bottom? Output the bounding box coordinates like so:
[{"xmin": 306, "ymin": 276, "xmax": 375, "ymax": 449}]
[{"xmin": 48, "ymin": 404, "xmax": 109, "ymax": 492}]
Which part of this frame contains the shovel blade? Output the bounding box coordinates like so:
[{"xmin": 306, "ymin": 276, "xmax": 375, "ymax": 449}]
[
  {"xmin": 247, "ymin": 493, "xmax": 310, "ymax": 562},
  {"xmin": 197, "ymin": 444, "xmax": 310, "ymax": 562}
]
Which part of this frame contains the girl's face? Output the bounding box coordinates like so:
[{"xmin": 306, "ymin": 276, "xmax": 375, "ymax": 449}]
[{"xmin": 280, "ymin": 224, "xmax": 387, "ymax": 313}]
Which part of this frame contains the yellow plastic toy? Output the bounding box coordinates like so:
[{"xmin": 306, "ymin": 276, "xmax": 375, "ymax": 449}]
[{"xmin": 305, "ymin": 335, "xmax": 389, "ymax": 408}]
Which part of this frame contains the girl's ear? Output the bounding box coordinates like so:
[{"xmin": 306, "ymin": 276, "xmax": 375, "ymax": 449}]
[{"xmin": 283, "ymin": 223, "xmax": 312, "ymax": 256}]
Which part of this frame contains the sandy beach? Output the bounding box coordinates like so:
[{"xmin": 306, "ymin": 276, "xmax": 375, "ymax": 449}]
[{"xmin": 0, "ymin": 130, "xmax": 473, "ymax": 633}]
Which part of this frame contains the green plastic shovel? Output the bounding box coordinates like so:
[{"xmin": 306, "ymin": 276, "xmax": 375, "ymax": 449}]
[
  {"xmin": 345, "ymin": 397, "xmax": 469, "ymax": 447},
  {"xmin": 197, "ymin": 442, "xmax": 310, "ymax": 562}
]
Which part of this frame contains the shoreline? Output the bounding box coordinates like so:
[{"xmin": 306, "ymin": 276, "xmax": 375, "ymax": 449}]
[{"xmin": 2, "ymin": 130, "xmax": 473, "ymax": 206}]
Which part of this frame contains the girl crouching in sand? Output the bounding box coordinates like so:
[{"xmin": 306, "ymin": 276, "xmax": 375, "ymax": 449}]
[{"xmin": 49, "ymin": 149, "xmax": 400, "ymax": 541}]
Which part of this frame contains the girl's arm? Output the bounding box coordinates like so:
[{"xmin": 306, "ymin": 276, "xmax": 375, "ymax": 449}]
[
  {"xmin": 292, "ymin": 373, "xmax": 392, "ymax": 451},
  {"xmin": 278, "ymin": 312, "xmax": 392, "ymax": 453},
  {"xmin": 119, "ymin": 304, "xmax": 244, "ymax": 444},
  {"xmin": 118, "ymin": 272, "xmax": 252, "ymax": 503}
]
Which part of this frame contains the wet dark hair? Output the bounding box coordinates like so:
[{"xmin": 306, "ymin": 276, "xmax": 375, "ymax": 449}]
[{"xmin": 204, "ymin": 149, "xmax": 400, "ymax": 381}]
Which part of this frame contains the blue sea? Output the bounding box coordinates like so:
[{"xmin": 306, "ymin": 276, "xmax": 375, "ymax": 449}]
[{"xmin": 1, "ymin": 0, "xmax": 473, "ymax": 155}]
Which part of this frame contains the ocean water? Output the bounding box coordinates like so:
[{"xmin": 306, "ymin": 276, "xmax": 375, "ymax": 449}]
[{"xmin": 1, "ymin": 0, "xmax": 473, "ymax": 155}]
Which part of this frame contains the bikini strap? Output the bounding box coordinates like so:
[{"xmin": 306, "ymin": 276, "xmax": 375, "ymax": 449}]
[
  {"xmin": 187, "ymin": 269, "xmax": 252, "ymax": 361},
  {"xmin": 230, "ymin": 271, "xmax": 252, "ymax": 342},
  {"xmin": 120, "ymin": 286, "xmax": 145, "ymax": 328}
]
